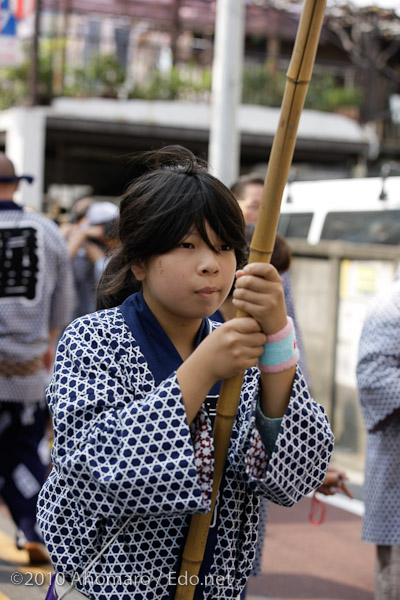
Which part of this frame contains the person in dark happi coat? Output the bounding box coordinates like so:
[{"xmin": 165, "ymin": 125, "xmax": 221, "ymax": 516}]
[{"xmin": 0, "ymin": 154, "xmax": 74, "ymax": 564}]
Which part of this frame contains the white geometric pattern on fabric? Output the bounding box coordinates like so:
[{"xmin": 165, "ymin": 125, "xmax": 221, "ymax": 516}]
[
  {"xmin": 38, "ymin": 437, "xmax": 51, "ymax": 466},
  {"xmin": 13, "ymin": 463, "xmax": 41, "ymax": 498},
  {"xmin": 37, "ymin": 307, "xmax": 334, "ymax": 599},
  {"xmin": 0, "ymin": 209, "xmax": 75, "ymax": 403},
  {"xmin": 0, "ymin": 410, "xmax": 12, "ymax": 435}
]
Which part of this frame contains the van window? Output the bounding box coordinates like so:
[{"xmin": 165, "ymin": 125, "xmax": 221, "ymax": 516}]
[
  {"xmin": 278, "ymin": 213, "xmax": 313, "ymax": 239},
  {"xmin": 321, "ymin": 210, "xmax": 400, "ymax": 244}
]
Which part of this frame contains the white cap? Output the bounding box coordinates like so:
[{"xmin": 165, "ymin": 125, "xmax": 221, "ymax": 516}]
[{"xmin": 86, "ymin": 202, "xmax": 119, "ymax": 225}]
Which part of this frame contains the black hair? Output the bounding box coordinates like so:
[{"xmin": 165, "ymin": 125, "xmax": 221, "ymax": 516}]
[
  {"xmin": 230, "ymin": 172, "xmax": 265, "ymax": 201},
  {"xmin": 96, "ymin": 146, "xmax": 246, "ymax": 309}
]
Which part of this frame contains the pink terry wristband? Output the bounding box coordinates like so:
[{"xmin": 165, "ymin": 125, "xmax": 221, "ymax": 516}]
[{"xmin": 258, "ymin": 317, "xmax": 299, "ymax": 373}]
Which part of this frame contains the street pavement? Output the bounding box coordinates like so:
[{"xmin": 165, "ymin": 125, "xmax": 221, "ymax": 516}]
[
  {"xmin": 247, "ymin": 491, "xmax": 374, "ymax": 600},
  {"xmin": 0, "ymin": 504, "xmax": 51, "ymax": 600},
  {"xmin": 0, "ymin": 486, "xmax": 374, "ymax": 600}
]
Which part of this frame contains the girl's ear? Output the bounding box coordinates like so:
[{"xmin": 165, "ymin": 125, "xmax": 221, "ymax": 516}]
[{"xmin": 131, "ymin": 262, "xmax": 146, "ymax": 281}]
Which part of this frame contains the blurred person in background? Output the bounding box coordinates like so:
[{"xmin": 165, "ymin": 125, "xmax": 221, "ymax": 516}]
[
  {"xmin": 231, "ymin": 173, "xmax": 350, "ymax": 599},
  {"xmin": 231, "ymin": 173, "xmax": 264, "ymax": 226},
  {"xmin": 61, "ymin": 199, "xmax": 119, "ymax": 319},
  {"xmin": 357, "ymin": 279, "xmax": 400, "ymax": 600},
  {"xmin": 0, "ymin": 153, "xmax": 75, "ymax": 564}
]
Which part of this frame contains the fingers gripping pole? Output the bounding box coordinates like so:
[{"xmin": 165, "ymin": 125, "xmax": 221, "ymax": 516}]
[{"xmin": 174, "ymin": 1, "xmax": 327, "ymax": 598}]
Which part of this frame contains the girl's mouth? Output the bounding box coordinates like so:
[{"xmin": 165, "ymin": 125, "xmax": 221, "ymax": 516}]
[{"xmin": 196, "ymin": 287, "xmax": 218, "ymax": 297}]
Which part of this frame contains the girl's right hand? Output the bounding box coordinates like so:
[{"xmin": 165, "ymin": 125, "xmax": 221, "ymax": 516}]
[
  {"xmin": 197, "ymin": 317, "xmax": 267, "ymax": 382},
  {"xmin": 177, "ymin": 318, "xmax": 266, "ymax": 424}
]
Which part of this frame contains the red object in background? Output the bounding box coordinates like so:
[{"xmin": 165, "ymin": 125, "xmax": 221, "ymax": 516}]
[
  {"xmin": 16, "ymin": 0, "xmax": 35, "ymax": 19},
  {"xmin": 308, "ymin": 491, "xmax": 327, "ymax": 526}
]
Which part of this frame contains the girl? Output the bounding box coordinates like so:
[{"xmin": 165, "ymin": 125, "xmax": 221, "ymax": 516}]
[{"xmin": 38, "ymin": 146, "xmax": 334, "ymax": 600}]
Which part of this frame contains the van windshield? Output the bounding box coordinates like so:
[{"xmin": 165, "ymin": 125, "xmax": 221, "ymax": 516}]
[
  {"xmin": 321, "ymin": 210, "xmax": 400, "ymax": 244},
  {"xmin": 278, "ymin": 213, "xmax": 313, "ymax": 239}
]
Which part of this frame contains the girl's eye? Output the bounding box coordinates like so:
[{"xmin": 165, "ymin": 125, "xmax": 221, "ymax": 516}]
[
  {"xmin": 179, "ymin": 242, "xmax": 194, "ymax": 249},
  {"xmin": 220, "ymin": 244, "xmax": 233, "ymax": 251}
]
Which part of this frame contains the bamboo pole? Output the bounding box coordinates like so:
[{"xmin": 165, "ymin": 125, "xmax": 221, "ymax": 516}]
[{"xmin": 174, "ymin": 0, "xmax": 327, "ymax": 598}]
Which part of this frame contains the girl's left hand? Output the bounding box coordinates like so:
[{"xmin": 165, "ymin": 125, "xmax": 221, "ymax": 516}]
[{"xmin": 232, "ymin": 262, "xmax": 287, "ymax": 336}]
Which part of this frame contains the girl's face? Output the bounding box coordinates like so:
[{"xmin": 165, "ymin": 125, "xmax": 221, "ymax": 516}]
[{"xmin": 132, "ymin": 222, "xmax": 237, "ymax": 326}]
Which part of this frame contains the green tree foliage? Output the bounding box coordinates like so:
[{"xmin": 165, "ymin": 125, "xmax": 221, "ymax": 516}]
[
  {"xmin": 129, "ymin": 64, "xmax": 212, "ymax": 101},
  {"xmin": 0, "ymin": 48, "xmax": 363, "ymax": 116},
  {"xmin": 242, "ymin": 60, "xmax": 286, "ymax": 106},
  {"xmin": 67, "ymin": 54, "xmax": 126, "ymax": 98},
  {"xmin": 242, "ymin": 61, "xmax": 363, "ymax": 111},
  {"xmin": 0, "ymin": 40, "xmax": 54, "ymax": 108},
  {"xmin": 304, "ymin": 73, "xmax": 363, "ymax": 112}
]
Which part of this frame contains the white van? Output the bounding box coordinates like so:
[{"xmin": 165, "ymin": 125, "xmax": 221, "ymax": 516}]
[{"xmin": 277, "ymin": 176, "xmax": 400, "ymax": 245}]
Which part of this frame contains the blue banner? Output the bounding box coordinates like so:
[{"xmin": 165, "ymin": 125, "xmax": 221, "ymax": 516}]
[{"xmin": 1, "ymin": 0, "xmax": 17, "ymax": 35}]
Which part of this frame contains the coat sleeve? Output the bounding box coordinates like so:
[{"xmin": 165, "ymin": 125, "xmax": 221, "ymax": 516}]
[
  {"xmin": 228, "ymin": 366, "xmax": 334, "ymax": 507},
  {"xmin": 357, "ymin": 283, "xmax": 400, "ymax": 432},
  {"xmin": 47, "ymin": 313, "xmax": 213, "ymax": 520}
]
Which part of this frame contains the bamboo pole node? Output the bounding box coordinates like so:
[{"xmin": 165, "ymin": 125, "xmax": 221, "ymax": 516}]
[{"xmin": 287, "ymin": 76, "xmax": 310, "ymax": 85}]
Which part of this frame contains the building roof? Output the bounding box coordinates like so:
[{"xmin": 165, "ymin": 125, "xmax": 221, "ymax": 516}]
[{"xmin": 49, "ymin": 96, "xmax": 372, "ymax": 152}]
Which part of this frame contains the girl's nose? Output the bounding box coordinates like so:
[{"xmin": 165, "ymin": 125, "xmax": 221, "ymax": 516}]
[{"xmin": 199, "ymin": 248, "xmax": 219, "ymax": 274}]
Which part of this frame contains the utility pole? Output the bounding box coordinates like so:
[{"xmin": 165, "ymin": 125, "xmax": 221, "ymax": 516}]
[
  {"xmin": 208, "ymin": 0, "xmax": 245, "ymax": 187},
  {"xmin": 53, "ymin": 0, "xmax": 70, "ymax": 96},
  {"xmin": 170, "ymin": 0, "xmax": 180, "ymax": 65},
  {"xmin": 28, "ymin": 0, "xmax": 41, "ymax": 105}
]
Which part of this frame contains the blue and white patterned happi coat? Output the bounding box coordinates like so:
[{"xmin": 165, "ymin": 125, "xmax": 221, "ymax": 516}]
[
  {"xmin": 357, "ymin": 279, "xmax": 400, "ymax": 546},
  {"xmin": 37, "ymin": 307, "xmax": 334, "ymax": 600}
]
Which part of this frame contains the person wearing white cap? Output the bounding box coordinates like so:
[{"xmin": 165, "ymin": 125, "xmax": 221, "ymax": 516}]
[
  {"xmin": 86, "ymin": 201, "xmax": 119, "ymax": 226},
  {"xmin": 62, "ymin": 199, "xmax": 119, "ymax": 319}
]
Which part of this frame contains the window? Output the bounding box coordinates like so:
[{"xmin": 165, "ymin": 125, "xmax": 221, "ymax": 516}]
[
  {"xmin": 278, "ymin": 213, "xmax": 313, "ymax": 239},
  {"xmin": 321, "ymin": 210, "xmax": 400, "ymax": 244}
]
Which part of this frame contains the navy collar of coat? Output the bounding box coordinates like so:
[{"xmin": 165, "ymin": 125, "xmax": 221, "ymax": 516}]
[
  {"xmin": 120, "ymin": 290, "xmax": 219, "ymax": 391},
  {"xmin": 0, "ymin": 200, "xmax": 23, "ymax": 211},
  {"xmin": 121, "ymin": 290, "xmax": 223, "ymax": 598}
]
